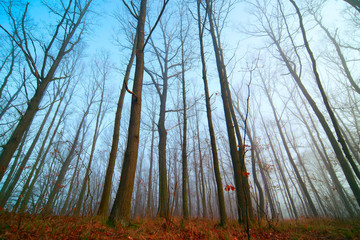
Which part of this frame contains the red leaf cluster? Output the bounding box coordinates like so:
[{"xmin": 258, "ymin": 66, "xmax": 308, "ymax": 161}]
[
  {"xmin": 224, "ymin": 184, "xmax": 235, "ymax": 191},
  {"xmin": 242, "ymin": 171, "xmax": 250, "ymax": 178}
]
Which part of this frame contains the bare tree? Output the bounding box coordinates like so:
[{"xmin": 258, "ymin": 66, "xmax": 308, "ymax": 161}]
[
  {"xmin": 205, "ymin": 0, "xmax": 253, "ymax": 224},
  {"xmin": 108, "ymin": 0, "xmax": 169, "ymax": 225},
  {"xmin": 249, "ymin": 0, "xmax": 360, "ymax": 208},
  {"xmin": 144, "ymin": 10, "xmax": 182, "ymax": 218},
  {"xmin": 0, "ymin": 0, "xmax": 93, "ymax": 181},
  {"xmin": 196, "ymin": 0, "xmax": 227, "ymax": 225}
]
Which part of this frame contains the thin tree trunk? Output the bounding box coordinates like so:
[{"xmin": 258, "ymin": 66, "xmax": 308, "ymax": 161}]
[
  {"xmin": 261, "ymin": 115, "xmax": 299, "ymax": 219},
  {"xmin": 197, "ymin": 0, "xmax": 227, "ymax": 226},
  {"xmin": 286, "ymin": 124, "xmax": 328, "ymax": 217},
  {"xmin": 45, "ymin": 102, "xmax": 92, "ymax": 211},
  {"xmin": 180, "ymin": 13, "xmax": 189, "ymax": 220},
  {"xmin": 205, "ymin": 0, "xmax": 251, "ymax": 224},
  {"xmin": 17, "ymin": 83, "xmax": 73, "ymax": 212},
  {"xmin": 146, "ymin": 112, "xmax": 155, "ymax": 217},
  {"xmin": 76, "ymin": 74, "xmax": 106, "ymax": 216},
  {"xmin": 193, "ymin": 136, "xmax": 201, "ymax": 218},
  {"xmin": 195, "ymin": 109, "xmax": 207, "ymax": 218}
]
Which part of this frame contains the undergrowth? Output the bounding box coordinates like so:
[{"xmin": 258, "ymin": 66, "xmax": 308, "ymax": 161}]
[{"xmin": 0, "ymin": 211, "xmax": 359, "ymax": 239}]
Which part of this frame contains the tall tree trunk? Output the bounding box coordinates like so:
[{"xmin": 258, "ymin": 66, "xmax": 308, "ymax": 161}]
[
  {"xmin": 180, "ymin": 13, "xmax": 189, "ymax": 220},
  {"xmin": 97, "ymin": 36, "xmax": 136, "ymax": 217},
  {"xmin": 108, "ymin": 0, "xmax": 147, "ymax": 225},
  {"xmin": 197, "ymin": 0, "xmax": 227, "ymax": 226},
  {"xmin": 205, "ymin": 0, "xmax": 251, "ymax": 224},
  {"xmin": 157, "ymin": 83, "xmax": 169, "ymax": 218}
]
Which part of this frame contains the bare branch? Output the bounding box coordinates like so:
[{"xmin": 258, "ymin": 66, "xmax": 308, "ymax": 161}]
[
  {"xmin": 122, "ymin": 0, "xmax": 138, "ymax": 19},
  {"xmin": 143, "ymin": 0, "xmax": 170, "ymax": 50}
]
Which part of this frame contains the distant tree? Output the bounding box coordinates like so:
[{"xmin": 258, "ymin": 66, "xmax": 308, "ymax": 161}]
[
  {"xmin": 144, "ymin": 9, "xmax": 182, "ymax": 219},
  {"xmin": 260, "ymin": 74, "xmax": 319, "ymax": 217},
  {"xmin": 260, "ymin": 112, "xmax": 299, "ymax": 219},
  {"xmin": 45, "ymin": 80, "xmax": 99, "ymax": 211},
  {"xmin": 75, "ymin": 55, "xmax": 110, "ymax": 216}
]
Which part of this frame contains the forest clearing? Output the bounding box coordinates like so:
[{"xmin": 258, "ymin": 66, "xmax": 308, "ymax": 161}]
[
  {"xmin": 1, "ymin": 0, "xmax": 360, "ymax": 239},
  {"xmin": 0, "ymin": 211, "xmax": 359, "ymax": 239}
]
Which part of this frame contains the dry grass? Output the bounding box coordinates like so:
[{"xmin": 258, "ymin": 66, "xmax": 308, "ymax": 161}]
[{"xmin": 0, "ymin": 211, "xmax": 359, "ymax": 239}]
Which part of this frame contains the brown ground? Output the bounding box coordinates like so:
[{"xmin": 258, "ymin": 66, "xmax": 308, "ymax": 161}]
[{"xmin": 0, "ymin": 211, "xmax": 359, "ymax": 239}]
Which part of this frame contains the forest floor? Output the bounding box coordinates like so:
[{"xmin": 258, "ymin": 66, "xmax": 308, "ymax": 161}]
[{"xmin": 0, "ymin": 211, "xmax": 359, "ymax": 239}]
